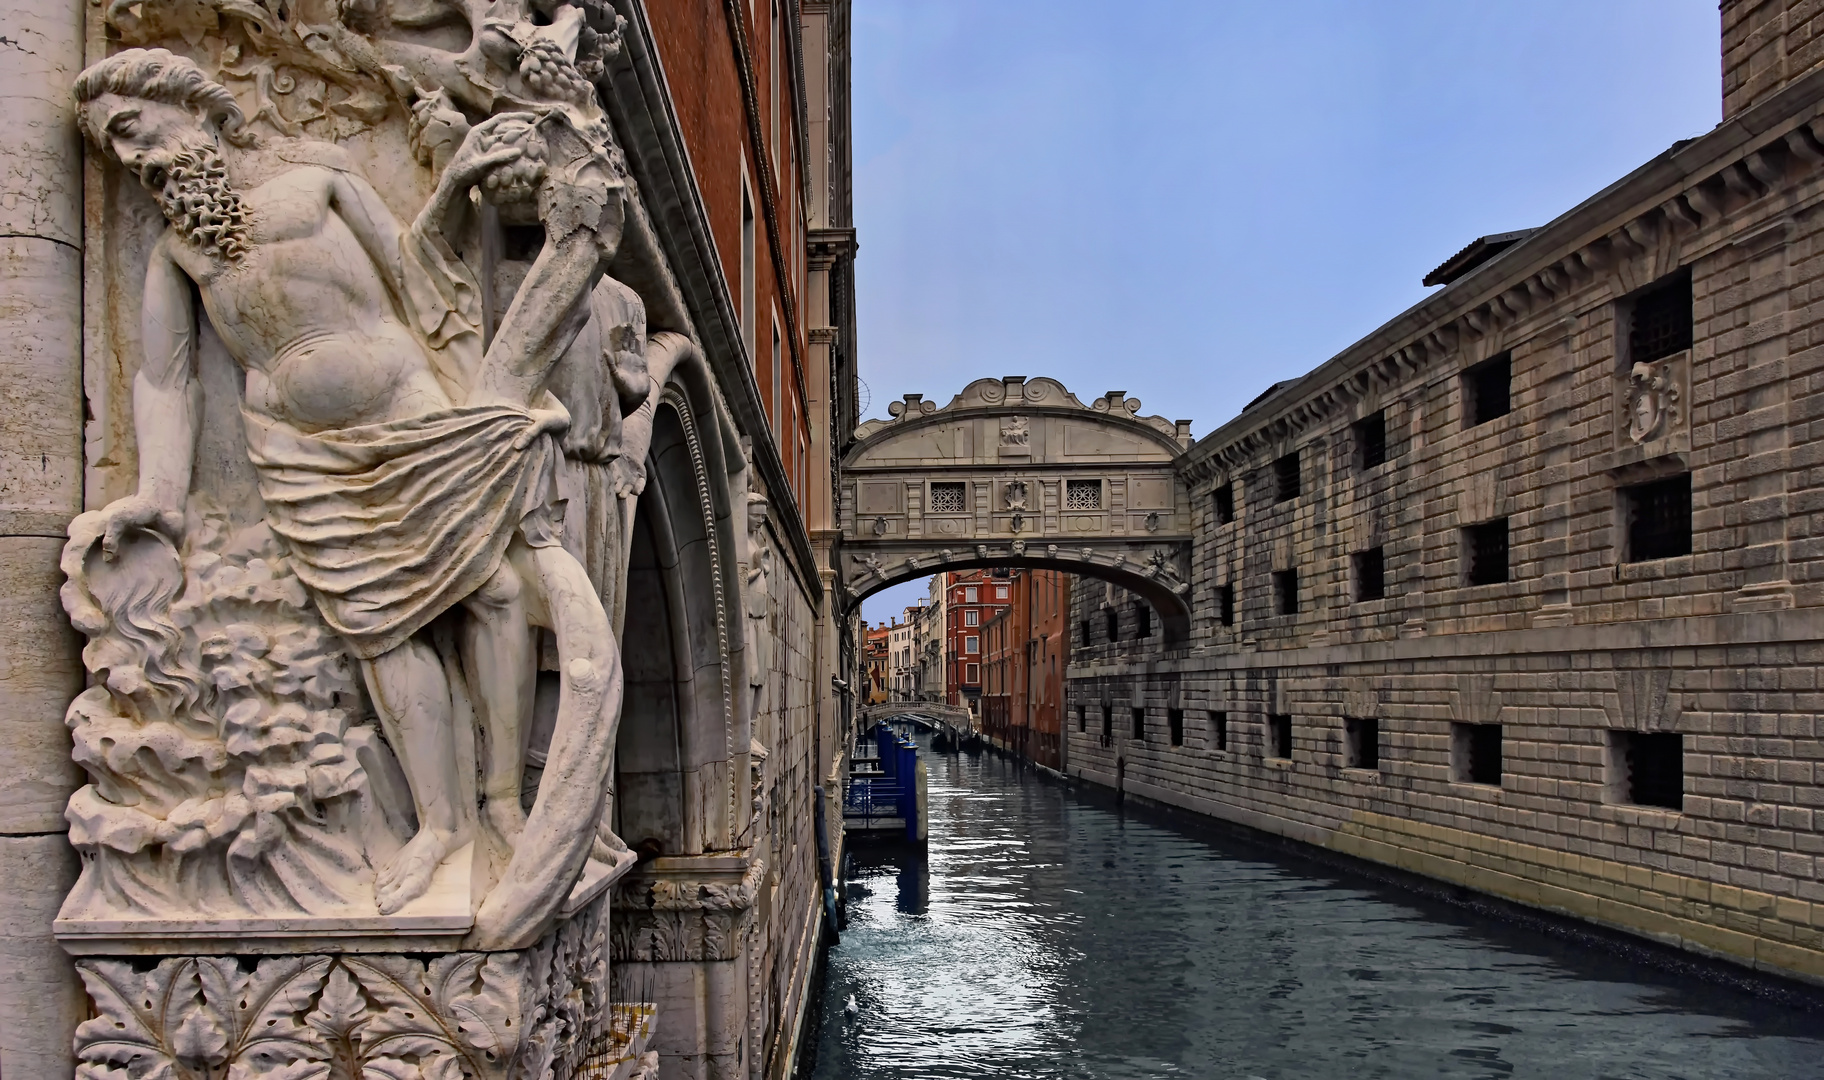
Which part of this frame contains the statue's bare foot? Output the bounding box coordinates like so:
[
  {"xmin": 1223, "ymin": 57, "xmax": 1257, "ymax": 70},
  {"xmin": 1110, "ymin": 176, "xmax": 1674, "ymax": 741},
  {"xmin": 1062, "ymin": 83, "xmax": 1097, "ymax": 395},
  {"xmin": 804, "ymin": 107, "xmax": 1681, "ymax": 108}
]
[
  {"xmin": 486, "ymin": 797, "xmax": 528, "ymax": 847},
  {"xmin": 375, "ymin": 826, "xmax": 460, "ymax": 914}
]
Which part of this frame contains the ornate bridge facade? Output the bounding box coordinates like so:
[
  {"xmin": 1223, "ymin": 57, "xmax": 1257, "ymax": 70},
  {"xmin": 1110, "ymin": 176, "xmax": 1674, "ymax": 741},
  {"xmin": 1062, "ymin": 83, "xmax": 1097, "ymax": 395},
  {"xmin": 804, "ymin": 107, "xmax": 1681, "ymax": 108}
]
[{"xmin": 840, "ymin": 377, "xmax": 1197, "ymax": 643}]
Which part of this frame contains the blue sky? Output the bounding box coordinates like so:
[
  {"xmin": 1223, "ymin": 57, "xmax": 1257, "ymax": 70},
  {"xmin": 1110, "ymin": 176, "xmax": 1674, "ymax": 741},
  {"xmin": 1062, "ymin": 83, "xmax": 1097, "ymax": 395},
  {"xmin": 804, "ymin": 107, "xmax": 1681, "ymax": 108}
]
[{"xmin": 854, "ymin": 1, "xmax": 1719, "ymax": 625}]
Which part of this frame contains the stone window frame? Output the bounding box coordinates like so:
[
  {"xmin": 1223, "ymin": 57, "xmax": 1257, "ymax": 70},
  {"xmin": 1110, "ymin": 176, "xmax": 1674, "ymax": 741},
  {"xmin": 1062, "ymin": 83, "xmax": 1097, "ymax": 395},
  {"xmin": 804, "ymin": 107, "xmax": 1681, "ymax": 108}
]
[
  {"xmin": 1452, "ymin": 722, "xmax": 1504, "ymax": 786},
  {"xmin": 1216, "ymin": 582, "xmax": 1235, "ymax": 626},
  {"xmin": 1353, "ymin": 547, "xmax": 1386, "ymax": 603},
  {"xmin": 928, "ymin": 480, "xmax": 967, "ymax": 514},
  {"xmin": 1354, "ymin": 409, "xmax": 1389, "ymax": 471},
  {"xmin": 1167, "ymin": 707, "xmax": 1185, "ymax": 746},
  {"xmin": 1266, "ymin": 713, "xmax": 1294, "ymax": 760},
  {"xmin": 1212, "ymin": 482, "xmax": 1236, "ymax": 525},
  {"xmin": 1604, "ymin": 730, "xmax": 1685, "ymax": 812},
  {"xmin": 1065, "ymin": 478, "xmax": 1104, "ymax": 510},
  {"xmin": 1461, "ymin": 518, "xmax": 1510, "ymax": 587},
  {"xmin": 1209, "ymin": 710, "xmax": 1229, "ymax": 752},
  {"xmin": 1618, "ymin": 472, "xmax": 1694, "ymax": 564},
  {"xmin": 1344, "ymin": 716, "xmax": 1380, "ymax": 771},
  {"xmin": 1461, "ymin": 351, "xmax": 1513, "ymax": 428},
  {"xmin": 1272, "ymin": 568, "xmax": 1300, "ymax": 615},
  {"xmin": 1272, "ymin": 451, "xmax": 1300, "ymax": 502},
  {"xmin": 1131, "ymin": 706, "xmax": 1146, "ymax": 741}
]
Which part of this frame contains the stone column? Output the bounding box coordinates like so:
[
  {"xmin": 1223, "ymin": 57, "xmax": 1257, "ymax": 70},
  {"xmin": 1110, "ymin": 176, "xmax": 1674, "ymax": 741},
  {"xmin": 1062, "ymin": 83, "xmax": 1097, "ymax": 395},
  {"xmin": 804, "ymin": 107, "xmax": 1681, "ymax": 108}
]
[{"xmin": 0, "ymin": 0, "xmax": 88, "ymax": 1074}]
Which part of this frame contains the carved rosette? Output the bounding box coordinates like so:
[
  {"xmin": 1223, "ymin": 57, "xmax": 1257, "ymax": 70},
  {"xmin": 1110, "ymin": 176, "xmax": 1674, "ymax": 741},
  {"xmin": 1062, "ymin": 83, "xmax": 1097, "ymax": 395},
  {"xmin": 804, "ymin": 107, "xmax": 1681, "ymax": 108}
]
[
  {"xmin": 70, "ymin": 893, "xmax": 644, "ymax": 1080},
  {"xmin": 610, "ymin": 859, "xmax": 765, "ymax": 963}
]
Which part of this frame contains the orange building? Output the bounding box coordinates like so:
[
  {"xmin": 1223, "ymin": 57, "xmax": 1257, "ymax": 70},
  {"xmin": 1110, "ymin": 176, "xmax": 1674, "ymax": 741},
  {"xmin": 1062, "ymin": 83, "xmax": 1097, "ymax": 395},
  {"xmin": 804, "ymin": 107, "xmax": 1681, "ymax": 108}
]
[
  {"xmin": 941, "ymin": 569, "xmax": 1013, "ymax": 710},
  {"xmin": 980, "ymin": 570, "xmax": 1073, "ymax": 770},
  {"xmin": 863, "ymin": 622, "xmax": 890, "ymax": 705}
]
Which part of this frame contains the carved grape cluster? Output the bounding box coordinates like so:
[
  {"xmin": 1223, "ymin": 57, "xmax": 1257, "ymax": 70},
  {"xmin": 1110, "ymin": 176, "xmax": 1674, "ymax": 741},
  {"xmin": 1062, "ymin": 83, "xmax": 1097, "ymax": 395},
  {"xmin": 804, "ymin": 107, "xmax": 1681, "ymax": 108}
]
[
  {"xmin": 476, "ymin": 117, "xmax": 549, "ymax": 207},
  {"xmin": 520, "ymin": 38, "xmax": 597, "ymax": 108}
]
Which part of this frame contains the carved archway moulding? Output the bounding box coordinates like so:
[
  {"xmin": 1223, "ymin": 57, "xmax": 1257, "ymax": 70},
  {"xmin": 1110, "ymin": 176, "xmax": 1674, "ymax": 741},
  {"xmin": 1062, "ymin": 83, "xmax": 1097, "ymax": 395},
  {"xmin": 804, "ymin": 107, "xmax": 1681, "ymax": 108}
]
[{"xmin": 841, "ymin": 376, "xmax": 1196, "ymax": 644}]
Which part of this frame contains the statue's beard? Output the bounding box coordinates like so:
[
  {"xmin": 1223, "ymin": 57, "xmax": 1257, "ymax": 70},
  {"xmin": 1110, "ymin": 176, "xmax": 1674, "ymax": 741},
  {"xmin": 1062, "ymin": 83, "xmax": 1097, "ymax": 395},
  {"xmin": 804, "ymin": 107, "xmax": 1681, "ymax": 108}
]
[{"xmin": 143, "ymin": 136, "xmax": 249, "ymax": 263}]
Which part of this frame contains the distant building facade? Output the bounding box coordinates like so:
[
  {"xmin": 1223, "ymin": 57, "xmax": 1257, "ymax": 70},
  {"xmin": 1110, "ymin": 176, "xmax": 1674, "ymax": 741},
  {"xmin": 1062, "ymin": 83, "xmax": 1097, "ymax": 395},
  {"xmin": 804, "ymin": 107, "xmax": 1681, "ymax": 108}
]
[
  {"xmin": 943, "ymin": 570, "xmax": 1014, "ymax": 711},
  {"xmin": 1066, "ymin": 3, "xmax": 1824, "ymax": 988},
  {"xmin": 981, "ymin": 570, "xmax": 1073, "ymax": 769}
]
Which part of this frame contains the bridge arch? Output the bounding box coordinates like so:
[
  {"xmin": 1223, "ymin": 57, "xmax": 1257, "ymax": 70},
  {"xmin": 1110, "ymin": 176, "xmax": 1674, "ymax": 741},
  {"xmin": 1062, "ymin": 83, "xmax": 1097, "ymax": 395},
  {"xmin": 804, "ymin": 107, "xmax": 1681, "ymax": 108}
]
[{"xmin": 840, "ymin": 376, "xmax": 1197, "ymax": 644}]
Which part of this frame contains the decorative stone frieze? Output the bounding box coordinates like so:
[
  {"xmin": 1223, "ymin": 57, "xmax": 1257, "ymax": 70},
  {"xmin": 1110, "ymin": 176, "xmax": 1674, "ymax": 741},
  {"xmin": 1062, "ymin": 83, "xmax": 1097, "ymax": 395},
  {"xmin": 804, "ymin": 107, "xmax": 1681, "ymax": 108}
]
[{"xmin": 611, "ymin": 856, "xmax": 765, "ymax": 963}]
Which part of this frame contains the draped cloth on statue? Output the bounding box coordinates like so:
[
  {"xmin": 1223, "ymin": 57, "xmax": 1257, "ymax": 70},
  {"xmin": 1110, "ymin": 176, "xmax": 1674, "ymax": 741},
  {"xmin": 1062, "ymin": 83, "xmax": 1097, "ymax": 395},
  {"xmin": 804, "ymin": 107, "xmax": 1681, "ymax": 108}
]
[{"xmin": 243, "ymin": 404, "xmax": 560, "ymax": 660}]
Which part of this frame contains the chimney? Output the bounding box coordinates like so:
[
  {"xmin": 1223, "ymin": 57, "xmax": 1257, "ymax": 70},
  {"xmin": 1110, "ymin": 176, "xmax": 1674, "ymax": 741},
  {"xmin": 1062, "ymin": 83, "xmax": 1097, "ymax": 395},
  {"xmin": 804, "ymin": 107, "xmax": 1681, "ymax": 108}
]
[{"xmin": 1723, "ymin": 0, "xmax": 1824, "ymax": 120}]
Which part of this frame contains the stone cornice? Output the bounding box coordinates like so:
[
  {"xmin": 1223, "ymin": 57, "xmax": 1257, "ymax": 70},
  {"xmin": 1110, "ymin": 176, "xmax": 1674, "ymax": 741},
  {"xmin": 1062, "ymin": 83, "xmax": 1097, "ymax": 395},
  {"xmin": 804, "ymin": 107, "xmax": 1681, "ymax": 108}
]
[
  {"xmin": 852, "ymin": 376, "xmax": 1193, "ymax": 454},
  {"xmin": 1181, "ymin": 62, "xmax": 1824, "ymax": 490}
]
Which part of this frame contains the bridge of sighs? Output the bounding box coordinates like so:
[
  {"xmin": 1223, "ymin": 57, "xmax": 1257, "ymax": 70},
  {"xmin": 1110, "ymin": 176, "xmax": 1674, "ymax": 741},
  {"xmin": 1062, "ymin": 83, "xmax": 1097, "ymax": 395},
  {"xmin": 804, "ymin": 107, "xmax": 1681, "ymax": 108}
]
[{"xmin": 840, "ymin": 376, "xmax": 1197, "ymax": 642}]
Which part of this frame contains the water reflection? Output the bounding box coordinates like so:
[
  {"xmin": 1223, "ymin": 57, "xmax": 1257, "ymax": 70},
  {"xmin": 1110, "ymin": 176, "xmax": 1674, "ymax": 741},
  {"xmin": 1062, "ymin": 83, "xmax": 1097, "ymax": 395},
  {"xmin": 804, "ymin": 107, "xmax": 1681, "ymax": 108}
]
[{"xmin": 805, "ymin": 745, "xmax": 1824, "ymax": 1080}]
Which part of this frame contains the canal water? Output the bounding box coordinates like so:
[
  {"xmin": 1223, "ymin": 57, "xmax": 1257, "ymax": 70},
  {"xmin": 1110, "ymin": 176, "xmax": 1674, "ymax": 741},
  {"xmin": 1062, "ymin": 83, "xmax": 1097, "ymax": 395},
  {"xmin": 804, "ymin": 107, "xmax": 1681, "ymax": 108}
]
[{"xmin": 803, "ymin": 740, "xmax": 1824, "ymax": 1079}]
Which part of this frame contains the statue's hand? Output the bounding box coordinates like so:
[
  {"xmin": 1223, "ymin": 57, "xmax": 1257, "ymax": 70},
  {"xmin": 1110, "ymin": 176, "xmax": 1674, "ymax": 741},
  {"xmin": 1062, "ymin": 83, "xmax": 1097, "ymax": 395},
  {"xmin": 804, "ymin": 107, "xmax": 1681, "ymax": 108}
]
[
  {"xmin": 442, "ymin": 112, "xmax": 541, "ymax": 194},
  {"xmin": 98, "ymin": 495, "xmax": 184, "ymax": 560}
]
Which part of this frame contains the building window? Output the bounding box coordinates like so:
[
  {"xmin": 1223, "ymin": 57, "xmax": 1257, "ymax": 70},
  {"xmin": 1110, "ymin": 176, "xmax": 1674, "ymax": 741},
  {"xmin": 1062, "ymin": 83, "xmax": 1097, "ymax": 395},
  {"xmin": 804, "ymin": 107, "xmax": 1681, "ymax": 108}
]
[
  {"xmin": 930, "ymin": 482, "xmax": 966, "ymax": 514},
  {"xmin": 1463, "ymin": 352, "xmax": 1512, "ymax": 427},
  {"xmin": 1345, "ymin": 717, "xmax": 1379, "ymax": 770},
  {"xmin": 1101, "ymin": 705, "xmax": 1113, "ymax": 745},
  {"xmin": 1623, "ymin": 474, "xmax": 1692, "ymax": 562},
  {"xmin": 771, "ymin": 317, "xmax": 783, "ymax": 435},
  {"xmin": 1355, "ymin": 410, "xmax": 1387, "ymax": 470},
  {"xmin": 964, "ymin": 609, "xmax": 979, "ymax": 627},
  {"xmin": 1066, "ymin": 479, "xmax": 1103, "ymax": 510},
  {"xmin": 1273, "ymin": 452, "xmax": 1300, "ymax": 502},
  {"xmin": 1463, "ymin": 519, "xmax": 1509, "ymax": 586},
  {"xmin": 996, "ymin": 585, "xmax": 1008, "ymax": 600},
  {"xmin": 1077, "ymin": 706, "xmax": 1087, "ymax": 733},
  {"xmin": 1131, "ymin": 707, "xmax": 1145, "ymax": 741},
  {"xmin": 1104, "ymin": 608, "xmax": 1118, "ymax": 641},
  {"xmin": 966, "ymin": 663, "xmax": 979, "ymax": 684},
  {"xmin": 964, "ymin": 635, "xmax": 979, "ymax": 654},
  {"xmin": 964, "ymin": 586, "xmax": 978, "ymax": 603},
  {"xmin": 1213, "ymin": 483, "xmax": 1235, "ymax": 524},
  {"xmin": 1273, "ymin": 568, "xmax": 1299, "ymax": 615},
  {"xmin": 1268, "ymin": 714, "xmax": 1293, "ymax": 759},
  {"xmin": 1218, "ymin": 583, "xmax": 1234, "ymax": 626},
  {"xmin": 1211, "ymin": 711, "xmax": 1228, "ymax": 751},
  {"xmin": 1630, "ymin": 269, "xmax": 1693, "ymax": 364},
  {"xmin": 740, "ymin": 182, "xmax": 755, "ymax": 363},
  {"xmin": 1354, "ymin": 547, "xmax": 1385, "ymax": 602},
  {"xmin": 1079, "ymin": 619, "xmax": 1091, "ymax": 647},
  {"xmin": 1611, "ymin": 731, "xmax": 1684, "ymax": 810},
  {"xmin": 1168, "ymin": 708, "xmax": 1184, "ymax": 747},
  {"xmin": 1135, "ymin": 604, "xmax": 1152, "ymax": 638},
  {"xmin": 1453, "ymin": 723, "xmax": 1502, "ymax": 785}
]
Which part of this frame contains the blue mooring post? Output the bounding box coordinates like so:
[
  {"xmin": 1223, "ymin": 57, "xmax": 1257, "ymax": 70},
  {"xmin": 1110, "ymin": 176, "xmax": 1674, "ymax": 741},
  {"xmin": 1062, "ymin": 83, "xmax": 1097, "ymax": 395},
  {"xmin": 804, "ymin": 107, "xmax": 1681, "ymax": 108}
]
[{"xmin": 897, "ymin": 736, "xmax": 918, "ymax": 841}]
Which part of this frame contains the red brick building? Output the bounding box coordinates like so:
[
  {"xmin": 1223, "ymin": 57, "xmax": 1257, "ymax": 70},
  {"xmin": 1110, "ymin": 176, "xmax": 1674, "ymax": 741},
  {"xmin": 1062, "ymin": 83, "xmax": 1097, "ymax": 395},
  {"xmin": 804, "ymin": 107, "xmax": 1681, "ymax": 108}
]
[
  {"xmin": 981, "ymin": 570, "xmax": 1073, "ymax": 769},
  {"xmin": 941, "ymin": 569, "xmax": 1013, "ymax": 711}
]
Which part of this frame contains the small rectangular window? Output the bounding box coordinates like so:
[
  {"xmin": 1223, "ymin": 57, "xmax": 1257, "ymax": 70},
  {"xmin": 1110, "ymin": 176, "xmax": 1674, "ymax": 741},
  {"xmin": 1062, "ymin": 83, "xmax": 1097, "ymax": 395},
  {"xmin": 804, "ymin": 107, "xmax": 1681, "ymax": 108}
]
[
  {"xmin": 1453, "ymin": 722, "xmax": 1502, "ymax": 785},
  {"xmin": 1077, "ymin": 706, "xmax": 1087, "ymax": 733},
  {"xmin": 1630, "ymin": 269, "xmax": 1693, "ymax": 365},
  {"xmin": 1135, "ymin": 604, "xmax": 1152, "ymax": 638},
  {"xmin": 1463, "ymin": 519, "xmax": 1509, "ymax": 586},
  {"xmin": 996, "ymin": 585, "xmax": 1009, "ymax": 600},
  {"xmin": 965, "ymin": 586, "xmax": 978, "ymax": 603},
  {"xmin": 1611, "ymin": 731, "xmax": 1684, "ymax": 810},
  {"xmin": 964, "ymin": 635, "xmax": 979, "ymax": 654},
  {"xmin": 1131, "ymin": 707, "xmax": 1145, "ymax": 741},
  {"xmin": 1101, "ymin": 705, "xmax": 1113, "ymax": 745},
  {"xmin": 1463, "ymin": 352, "xmax": 1512, "ymax": 427},
  {"xmin": 1273, "ymin": 452, "xmax": 1300, "ymax": 502},
  {"xmin": 1268, "ymin": 714, "xmax": 1293, "ymax": 759},
  {"xmin": 1079, "ymin": 619, "xmax": 1091, "ymax": 647},
  {"xmin": 1345, "ymin": 717, "xmax": 1379, "ymax": 770},
  {"xmin": 1104, "ymin": 609, "xmax": 1119, "ymax": 641},
  {"xmin": 1218, "ymin": 583, "xmax": 1235, "ymax": 627},
  {"xmin": 1168, "ymin": 708, "xmax": 1184, "ymax": 746},
  {"xmin": 1213, "ymin": 483, "xmax": 1235, "ymax": 524},
  {"xmin": 1066, "ymin": 479, "xmax": 1103, "ymax": 510},
  {"xmin": 1355, "ymin": 410, "xmax": 1387, "ymax": 470},
  {"xmin": 1354, "ymin": 547, "xmax": 1385, "ymax": 602},
  {"xmin": 1273, "ymin": 568, "xmax": 1299, "ymax": 615},
  {"xmin": 1211, "ymin": 711, "xmax": 1228, "ymax": 751},
  {"xmin": 966, "ymin": 663, "xmax": 979, "ymax": 683},
  {"xmin": 1623, "ymin": 474, "xmax": 1692, "ymax": 562},
  {"xmin": 930, "ymin": 482, "xmax": 966, "ymax": 513},
  {"xmin": 964, "ymin": 609, "xmax": 979, "ymax": 627}
]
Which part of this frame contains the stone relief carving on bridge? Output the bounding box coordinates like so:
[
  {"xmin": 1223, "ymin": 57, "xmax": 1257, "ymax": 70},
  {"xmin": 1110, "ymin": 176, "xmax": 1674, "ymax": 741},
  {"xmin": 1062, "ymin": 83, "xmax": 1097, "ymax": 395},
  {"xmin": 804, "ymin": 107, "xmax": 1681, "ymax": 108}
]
[{"xmin": 55, "ymin": 2, "xmax": 722, "ymax": 1068}]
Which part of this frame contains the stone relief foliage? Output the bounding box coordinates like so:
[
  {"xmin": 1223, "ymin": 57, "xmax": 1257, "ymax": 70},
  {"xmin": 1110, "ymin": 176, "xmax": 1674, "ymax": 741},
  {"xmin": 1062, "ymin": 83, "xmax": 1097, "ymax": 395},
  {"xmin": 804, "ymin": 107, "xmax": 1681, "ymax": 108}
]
[
  {"xmin": 59, "ymin": 504, "xmax": 391, "ymax": 920},
  {"xmin": 72, "ymin": 892, "xmax": 610, "ymax": 1080},
  {"xmin": 611, "ymin": 860, "xmax": 766, "ymax": 963}
]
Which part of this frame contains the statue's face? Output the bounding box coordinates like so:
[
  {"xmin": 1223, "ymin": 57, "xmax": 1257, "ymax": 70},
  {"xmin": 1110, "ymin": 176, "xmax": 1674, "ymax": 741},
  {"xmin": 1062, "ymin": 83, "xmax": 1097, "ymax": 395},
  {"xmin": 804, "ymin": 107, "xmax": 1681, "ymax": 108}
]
[{"xmin": 85, "ymin": 94, "xmax": 213, "ymax": 185}]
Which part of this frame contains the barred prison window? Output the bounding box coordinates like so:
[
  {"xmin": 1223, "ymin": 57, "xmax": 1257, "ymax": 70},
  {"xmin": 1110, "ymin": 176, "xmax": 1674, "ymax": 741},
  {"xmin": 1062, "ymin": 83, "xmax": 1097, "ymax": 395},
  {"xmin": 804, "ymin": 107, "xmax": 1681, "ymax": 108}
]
[
  {"xmin": 929, "ymin": 481, "xmax": 966, "ymax": 513},
  {"xmin": 1345, "ymin": 716, "xmax": 1379, "ymax": 770},
  {"xmin": 1273, "ymin": 452, "xmax": 1300, "ymax": 502},
  {"xmin": 1066, "ymin": 479, "xmax": 1103, "ymax": 510},
  {"xmin": 1168, "ymin": 708, "xmax": 1184, "ymax": 746},
  {"xmin": 1131, "ymin": 707, "xmax": 1145, "ymax": 741},
  {"xmin": 1211, "ymin": 711, "xmax": 1229, "ymax": 751},
  {"xmin": 1104, "ymin": 608, "xmax": 1118, "ymax": 642},
  {"xmin": 1464, "ymin": 519, "xmax": 1509, "ymax": 586},
  {"xmin": 1214, "ymin": 483, "xmax": 1235, "ymax": 524},
  {"xmin": 1454, "ymin": 722, "xmax": 1502, "ymax": 785},
  {"xmin": 1101, "ymin": 705, "xmax": 1113, "ymax": 746},
  {"xmin": 1624, "ymin": 473, "xmax": 1692, "ymax": 562},
  {"xmin": 1354, "ymin": 547, "xmax": 1385, "ymax": 602},
  {"xmin": 1273, "ymin": 568, "xmax": 1299, "ymax": 615},
  {"xmin": 1630, "ymin": 269, "xmax": 1693, "ymax": 365},
  {"xmin": 1218, "ymin": 583, "xmax": 1235, "ymax": 626},
  {"xmin": 1463, "ymin": 352, "xmax": 1512, "ymax": 427},
  {"xmin": 1135, "ymin": 604, "xmax": 1152, "ymax": 638},
  {"xmin": 1355, "ymin": 410, "xmax": 1387, "ymax": 470},
  {"xmin": 1616, "ymin": 731, "xmax": 1684, "ymax": 810},
  {"xmin": 1268, "ymin": 714, "xmax": 1293, "ymax": 759}
]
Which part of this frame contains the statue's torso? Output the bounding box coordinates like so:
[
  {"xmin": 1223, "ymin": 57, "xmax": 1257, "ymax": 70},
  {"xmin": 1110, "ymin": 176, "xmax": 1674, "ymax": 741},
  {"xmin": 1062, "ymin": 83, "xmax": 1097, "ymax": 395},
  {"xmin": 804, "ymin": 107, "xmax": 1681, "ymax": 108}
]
[{"xmin": 170, "ymin": 163, "xmax": 453, "ymax": 433}]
